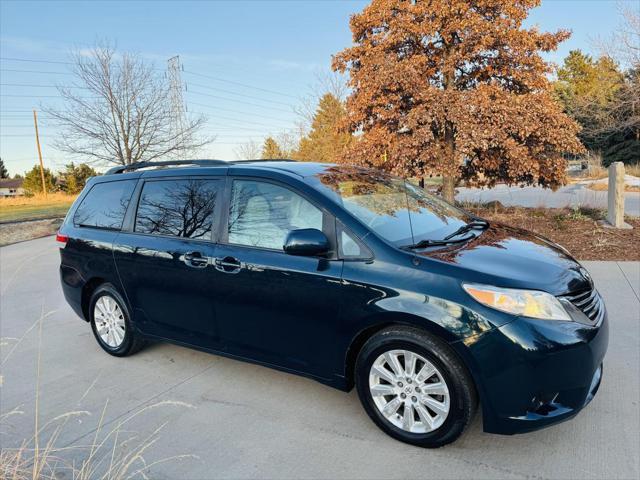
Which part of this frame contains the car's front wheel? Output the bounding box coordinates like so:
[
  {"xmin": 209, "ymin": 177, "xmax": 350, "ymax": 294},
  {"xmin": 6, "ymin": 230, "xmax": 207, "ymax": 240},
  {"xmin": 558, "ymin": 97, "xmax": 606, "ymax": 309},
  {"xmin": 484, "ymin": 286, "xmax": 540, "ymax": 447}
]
[{"xmin": 355, "ymin": 326, "xmax": 477, "ymax": 448}]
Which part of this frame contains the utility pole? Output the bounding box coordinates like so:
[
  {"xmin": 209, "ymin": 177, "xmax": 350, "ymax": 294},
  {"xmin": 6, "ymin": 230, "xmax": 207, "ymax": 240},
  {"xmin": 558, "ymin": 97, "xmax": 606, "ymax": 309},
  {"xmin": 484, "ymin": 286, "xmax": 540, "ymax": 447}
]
[
  {"xmin": 167, "ymin": 55, "xmax": 187, "ymax": 159},
  {"xmin": 32, "ymin": 109, "xmax": 47, "ymax": 196}
]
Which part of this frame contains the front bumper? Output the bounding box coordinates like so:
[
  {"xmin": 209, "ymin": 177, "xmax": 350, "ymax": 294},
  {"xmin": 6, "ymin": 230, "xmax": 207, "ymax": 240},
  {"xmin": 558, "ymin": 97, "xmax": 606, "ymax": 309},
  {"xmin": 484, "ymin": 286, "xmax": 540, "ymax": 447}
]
[{"xmin": 454, "ymin": 309, "xmax": 608, "ymax": 435}]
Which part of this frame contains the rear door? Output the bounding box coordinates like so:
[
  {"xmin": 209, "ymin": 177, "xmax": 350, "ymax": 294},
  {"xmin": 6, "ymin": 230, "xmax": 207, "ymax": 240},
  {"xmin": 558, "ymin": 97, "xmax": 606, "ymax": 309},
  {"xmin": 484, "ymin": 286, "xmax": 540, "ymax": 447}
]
[
  {"xmin": 212, "ymin": 176, "xmax": 344, "ymax": 379},
  {"xmin": 113, "ymin": 175, "xmax": 224, "ymax": 347}
]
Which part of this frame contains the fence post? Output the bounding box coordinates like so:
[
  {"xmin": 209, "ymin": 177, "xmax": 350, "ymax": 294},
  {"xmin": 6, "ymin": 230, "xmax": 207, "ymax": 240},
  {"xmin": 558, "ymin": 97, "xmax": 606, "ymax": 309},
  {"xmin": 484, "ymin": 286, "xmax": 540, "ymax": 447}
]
[{"xmin": 605, "ymin": 162, "xmax": 631, "ymax": 229}]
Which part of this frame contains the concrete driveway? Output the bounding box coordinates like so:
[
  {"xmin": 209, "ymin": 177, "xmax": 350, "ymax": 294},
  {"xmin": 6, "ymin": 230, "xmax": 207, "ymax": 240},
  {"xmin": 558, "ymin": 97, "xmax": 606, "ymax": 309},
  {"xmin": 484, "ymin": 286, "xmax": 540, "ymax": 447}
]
[{"xmin": 1, "ymin": 236, "xmax": 639, "ymax": 479}]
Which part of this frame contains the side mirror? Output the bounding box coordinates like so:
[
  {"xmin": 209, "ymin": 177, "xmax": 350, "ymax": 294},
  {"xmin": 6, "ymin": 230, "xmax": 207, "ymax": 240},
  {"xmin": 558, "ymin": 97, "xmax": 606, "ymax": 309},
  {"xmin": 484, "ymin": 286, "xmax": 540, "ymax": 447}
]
[{"xmin": 283, "ymin": 228, "xmax": 330, "ymax": 257}]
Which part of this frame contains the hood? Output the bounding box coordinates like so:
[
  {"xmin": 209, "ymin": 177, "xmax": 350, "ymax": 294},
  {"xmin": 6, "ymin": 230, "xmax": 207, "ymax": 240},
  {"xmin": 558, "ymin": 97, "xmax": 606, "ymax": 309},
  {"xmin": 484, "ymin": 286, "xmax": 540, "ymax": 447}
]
[{"xmin": 419, "ymin": 223, "xmax": 592, "ymax": 296}]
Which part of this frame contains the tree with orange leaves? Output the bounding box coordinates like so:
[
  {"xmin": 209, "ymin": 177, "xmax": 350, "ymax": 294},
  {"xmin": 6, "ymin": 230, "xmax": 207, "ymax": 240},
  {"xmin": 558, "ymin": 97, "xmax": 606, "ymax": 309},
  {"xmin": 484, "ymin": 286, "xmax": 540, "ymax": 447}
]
[{"xmin": 333, "ymin": 0, "xmax": 584, "ymax": 202}]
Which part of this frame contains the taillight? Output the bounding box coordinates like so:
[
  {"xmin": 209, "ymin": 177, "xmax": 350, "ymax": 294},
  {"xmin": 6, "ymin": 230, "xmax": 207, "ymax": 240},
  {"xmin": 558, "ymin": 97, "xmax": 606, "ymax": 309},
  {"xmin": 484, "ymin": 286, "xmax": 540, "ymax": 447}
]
[{"xmin": 56, "ymin": 232, "xmax": 69, "ymax": 248}]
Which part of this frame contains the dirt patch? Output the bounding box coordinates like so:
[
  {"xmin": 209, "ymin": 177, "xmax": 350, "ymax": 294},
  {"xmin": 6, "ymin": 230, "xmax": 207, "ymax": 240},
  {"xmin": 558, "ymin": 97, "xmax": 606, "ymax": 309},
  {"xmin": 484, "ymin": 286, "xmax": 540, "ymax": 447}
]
[
  {"xmin": 465, "ymin": 204, "xmax": 640, "ymax": 261},
  {"xmin": 0, "ymin": 218, "xmax": 63, "ymax": 246}
]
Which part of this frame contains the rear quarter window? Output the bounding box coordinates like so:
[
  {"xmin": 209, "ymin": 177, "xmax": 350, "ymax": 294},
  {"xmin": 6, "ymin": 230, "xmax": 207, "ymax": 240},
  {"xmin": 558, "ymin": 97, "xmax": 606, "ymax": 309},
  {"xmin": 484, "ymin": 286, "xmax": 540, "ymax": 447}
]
[{"xmin": 73, "ymin": 180, "xmax": 137, "ymax": 230}]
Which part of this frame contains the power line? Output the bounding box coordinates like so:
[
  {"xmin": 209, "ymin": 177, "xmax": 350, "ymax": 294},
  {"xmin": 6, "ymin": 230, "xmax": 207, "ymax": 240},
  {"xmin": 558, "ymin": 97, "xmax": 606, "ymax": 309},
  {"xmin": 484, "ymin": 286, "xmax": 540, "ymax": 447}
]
[
  {"xmin": 1, "ymin": 56, "xmax": 304, "ymax": 100},
  {"xmin": 0, "ymin": 56, "xmax": 73, "ymax": 65},
  {"xmin": 188, "ymin": 81, "xmax": 293, "ymax": 107},
  {"xmin": 183, "ymin": 70, "xmax": 298, "ymax": 99},
  {"xmin": 1, "ymin": 134, "xmax": 45, "ymax": 137},
  {"xmin": 1, "ymin": 94, "xmax": 67, "ymax": 98},
  {"xmin": 1, "ymin": 68, "xmax": 73, "ymax": 75},
  {"xmin": 0, "ymin": 83, "xmax": 88, "ymax": 89},
  {"xmin": 188, "ymin": 101, "xmax": 293, "ymax": 124},
  {"xmin": 188, "ymin": 89, "xmax": 292, "ymax": 114},
  {"xmin": 189, "ymin": 115, "xmax": 285, "ymax": 133}
]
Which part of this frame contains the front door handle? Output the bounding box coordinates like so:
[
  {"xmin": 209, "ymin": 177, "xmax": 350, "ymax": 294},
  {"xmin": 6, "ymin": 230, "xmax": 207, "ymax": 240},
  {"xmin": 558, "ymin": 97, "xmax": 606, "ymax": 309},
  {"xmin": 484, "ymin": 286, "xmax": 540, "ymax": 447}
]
[
  {"xmin": 214, "ymin": 256, "xmax": 242, "ymax": 274},
  {"xmin": 183, "ymin": 251, "xmax": 208, "ymax": 268}
]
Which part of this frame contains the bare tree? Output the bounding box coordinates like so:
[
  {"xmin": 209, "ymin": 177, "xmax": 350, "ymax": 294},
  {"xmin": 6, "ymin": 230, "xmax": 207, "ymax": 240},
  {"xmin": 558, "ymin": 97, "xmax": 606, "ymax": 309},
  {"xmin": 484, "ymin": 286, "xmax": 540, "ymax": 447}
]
[
  {"xmin": 46, "ymin": 43, "xmax": 213, "ymax": 166},
  {"xmin": 234, "ymin": 140, "xmax": 262, "ymax": 160},
  {"xmin": 294, "ymin": 70, "xmax": 349, "ymax": 134},
  {"xmin": 275, "ymin": 131, "xmax": 300, "ymax": 157},
  {"xmin": 591, "ymin": 6, "xmax": 640, "ymax": 144},
  {"xmin": 596, "ymin": 4, "xmax": 640, "ymax": 69}
]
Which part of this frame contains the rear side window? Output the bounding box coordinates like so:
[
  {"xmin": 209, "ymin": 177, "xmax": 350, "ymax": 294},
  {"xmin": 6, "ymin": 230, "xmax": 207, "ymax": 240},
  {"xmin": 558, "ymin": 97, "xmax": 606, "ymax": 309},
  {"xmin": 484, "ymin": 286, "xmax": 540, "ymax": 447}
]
[
  {"xmin": 73, "ymin": 180, "xmax": 137, "ymax": 230},
  {"xmin": 135, "ymin": 178, "xmax": 220, "ymax": 239}
]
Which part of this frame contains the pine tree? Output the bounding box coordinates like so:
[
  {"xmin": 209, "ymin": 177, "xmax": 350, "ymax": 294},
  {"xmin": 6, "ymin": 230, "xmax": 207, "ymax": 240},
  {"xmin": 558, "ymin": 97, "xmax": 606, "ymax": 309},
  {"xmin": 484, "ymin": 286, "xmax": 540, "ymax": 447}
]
[
  {"xmin": 61, "ymin": 162, "xmax": 98, "ymax": 194},
  {"xmin": 556, "ymin": 50, "xmax": 638, "ymax": 164},
  {"xmin": 333, "ymin": 0, "xmax": 584, "ymax": 202},
  {"xmin": 22, "ymin": 165, "xmax": 56, "ymax": 194},
  {"xmin": 261, "ymin": 137, "xmax": 284, "ymax": 159},
  {"xmin": 0, "ymin": 158, "xmax": 9, "ymax": 179},
  {"xmin": 295, "ymin": 93, "xmax": 351, "ymax": 163}
]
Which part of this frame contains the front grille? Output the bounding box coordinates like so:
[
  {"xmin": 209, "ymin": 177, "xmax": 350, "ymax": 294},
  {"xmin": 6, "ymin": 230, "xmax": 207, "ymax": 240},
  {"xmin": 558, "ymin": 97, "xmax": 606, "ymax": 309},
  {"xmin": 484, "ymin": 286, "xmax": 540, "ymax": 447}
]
[{"xmin": 562, "ymin": 288, "xmax": 605, "ymax": 323}]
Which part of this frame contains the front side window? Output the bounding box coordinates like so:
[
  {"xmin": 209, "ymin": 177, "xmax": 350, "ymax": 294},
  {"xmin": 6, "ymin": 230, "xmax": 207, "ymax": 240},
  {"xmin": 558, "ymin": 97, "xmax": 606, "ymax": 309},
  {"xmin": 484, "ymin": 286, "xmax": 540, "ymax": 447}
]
[
  {"xmin": 135, "ymin": 179, "xmax": 219, "ymax": 239},
  {"xmin": 228, "ymin": 180, "xmax": 323, "ymax": 250},
  {"xmin": 313, "ymin": 167, "xmax": 472, "ymax": 247},
  {"xmin": 73, "ymin": 180, "xmax": 137, "ymax": 230}
]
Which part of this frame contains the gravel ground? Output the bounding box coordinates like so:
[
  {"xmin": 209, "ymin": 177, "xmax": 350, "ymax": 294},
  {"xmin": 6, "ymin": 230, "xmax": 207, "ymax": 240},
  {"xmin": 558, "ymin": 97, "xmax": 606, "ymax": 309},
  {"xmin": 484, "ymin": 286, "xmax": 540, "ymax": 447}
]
[{"xmin": 0, "ymin": 218, "xmax": 63, "ymax": 246}]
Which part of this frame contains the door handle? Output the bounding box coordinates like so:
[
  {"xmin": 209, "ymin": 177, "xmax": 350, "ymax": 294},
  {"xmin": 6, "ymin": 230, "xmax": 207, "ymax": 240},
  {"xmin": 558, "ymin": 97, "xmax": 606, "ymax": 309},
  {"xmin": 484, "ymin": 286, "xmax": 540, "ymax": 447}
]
[
  {"xmin": 183, "ymin": 251, "xmax": 208, "ymax": 268},
  {"xmin": 214, "ymin": 256, "xmax": 242, "ymax": 274}
]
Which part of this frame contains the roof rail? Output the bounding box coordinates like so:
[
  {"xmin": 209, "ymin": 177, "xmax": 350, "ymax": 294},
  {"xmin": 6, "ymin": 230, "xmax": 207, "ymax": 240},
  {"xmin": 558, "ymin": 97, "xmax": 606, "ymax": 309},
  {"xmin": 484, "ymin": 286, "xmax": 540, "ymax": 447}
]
[{"xmin": 105, "ymin": 159, "xmax": 229, "ymax": 175}]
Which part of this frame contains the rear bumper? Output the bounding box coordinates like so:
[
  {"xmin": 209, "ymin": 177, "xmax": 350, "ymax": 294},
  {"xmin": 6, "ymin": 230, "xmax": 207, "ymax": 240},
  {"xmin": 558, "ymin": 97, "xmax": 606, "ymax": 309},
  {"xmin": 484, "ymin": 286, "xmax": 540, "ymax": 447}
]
[
  {"xmin": 455, "ymin": 310, "xmax": 608, "ymax": 435},
  {"xmin": 60, "ymin": 265, "xmax": 86, "ymax": 320}
]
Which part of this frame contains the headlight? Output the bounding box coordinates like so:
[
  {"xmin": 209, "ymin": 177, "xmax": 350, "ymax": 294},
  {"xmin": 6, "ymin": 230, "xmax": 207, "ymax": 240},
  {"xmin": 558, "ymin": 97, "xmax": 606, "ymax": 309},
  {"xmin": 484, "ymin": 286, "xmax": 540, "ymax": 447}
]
[{"xmin": 462, "ymin": 284, "xmax": 571, "ymax": 321}]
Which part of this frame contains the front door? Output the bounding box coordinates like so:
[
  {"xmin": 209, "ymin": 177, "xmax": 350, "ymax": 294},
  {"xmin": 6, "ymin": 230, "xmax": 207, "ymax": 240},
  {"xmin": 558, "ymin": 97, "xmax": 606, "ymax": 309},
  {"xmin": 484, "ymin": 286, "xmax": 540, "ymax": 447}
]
[
  {"xmin": 114, "ymin": 176, "xmax": 223, "ymax": 347},
  {"xmin": 213, "ymin": 177, "xmax": 343, "ymax": 378}
]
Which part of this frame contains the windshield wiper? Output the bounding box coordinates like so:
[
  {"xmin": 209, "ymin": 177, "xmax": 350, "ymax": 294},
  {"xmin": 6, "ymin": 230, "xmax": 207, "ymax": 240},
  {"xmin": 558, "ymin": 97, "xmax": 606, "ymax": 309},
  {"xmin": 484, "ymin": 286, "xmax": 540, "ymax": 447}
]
[
  {"xmin": 403, "ymin": 234, "xmax": 476, "ymax": 250},
  {"xmin": 442, "ymin": 219, "xmax": 489, "ymax": 241}
]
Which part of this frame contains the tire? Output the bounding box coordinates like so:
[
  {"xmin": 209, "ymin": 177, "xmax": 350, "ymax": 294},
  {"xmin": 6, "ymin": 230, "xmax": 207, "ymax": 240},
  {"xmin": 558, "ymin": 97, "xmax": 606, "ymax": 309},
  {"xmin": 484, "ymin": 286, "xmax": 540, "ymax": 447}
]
[
  {"xmin": 355, "ymin": 326, "xmax": 477, "ymax": 448},
  {"xmin": 89, "ymin": 283, "xmax": 145, "ymax": 357}
]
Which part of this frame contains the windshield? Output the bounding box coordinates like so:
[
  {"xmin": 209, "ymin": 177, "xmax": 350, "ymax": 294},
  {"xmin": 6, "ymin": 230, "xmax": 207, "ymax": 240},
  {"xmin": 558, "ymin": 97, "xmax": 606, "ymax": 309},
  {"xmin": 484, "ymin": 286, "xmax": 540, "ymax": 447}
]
[{"xmin": 312, "ymin": 167, "xmax": 473, "ymax": 247}]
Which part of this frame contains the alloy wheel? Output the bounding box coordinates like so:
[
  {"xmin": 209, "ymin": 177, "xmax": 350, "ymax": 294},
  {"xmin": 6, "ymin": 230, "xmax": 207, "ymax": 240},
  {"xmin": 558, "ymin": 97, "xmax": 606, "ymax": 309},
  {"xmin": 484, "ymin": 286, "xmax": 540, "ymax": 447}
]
[
  {"xmin": 369, "ymin": 349, "xmax": 450, "ymax": 433},
  {"xmin": 94, "ymin": 295, "xmax": 126, "ymax": 348}
]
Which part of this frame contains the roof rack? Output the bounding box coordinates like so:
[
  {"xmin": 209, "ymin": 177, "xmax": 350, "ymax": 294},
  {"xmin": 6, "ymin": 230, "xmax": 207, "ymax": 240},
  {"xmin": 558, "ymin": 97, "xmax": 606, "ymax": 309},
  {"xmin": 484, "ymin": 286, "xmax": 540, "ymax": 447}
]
[
  {"xmin": 105, "ymin": 158, "xmax": 297, "ymax": 175},
  {"xmin": 105, "ymin": 159, "xmax": 229, "ymax": 175}
]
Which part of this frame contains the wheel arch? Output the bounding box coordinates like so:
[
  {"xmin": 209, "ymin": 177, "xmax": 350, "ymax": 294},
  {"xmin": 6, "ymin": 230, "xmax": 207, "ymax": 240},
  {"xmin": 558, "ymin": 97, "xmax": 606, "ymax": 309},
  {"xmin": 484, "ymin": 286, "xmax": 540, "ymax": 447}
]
[
  {"xmin": 80, "ymin": 277, "xmax": 107, "ymax": 321},
  {"xmin": 343, "ymin": 312, "xmax": 460, "ymax": 390}
]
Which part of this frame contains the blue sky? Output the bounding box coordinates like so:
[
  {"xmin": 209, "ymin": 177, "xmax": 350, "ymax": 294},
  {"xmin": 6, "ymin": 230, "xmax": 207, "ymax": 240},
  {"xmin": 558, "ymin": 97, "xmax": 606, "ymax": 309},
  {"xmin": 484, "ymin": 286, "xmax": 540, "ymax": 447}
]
[{"xmin": 0, "ymin": 0, "xmax": 631, "ymax": 175}]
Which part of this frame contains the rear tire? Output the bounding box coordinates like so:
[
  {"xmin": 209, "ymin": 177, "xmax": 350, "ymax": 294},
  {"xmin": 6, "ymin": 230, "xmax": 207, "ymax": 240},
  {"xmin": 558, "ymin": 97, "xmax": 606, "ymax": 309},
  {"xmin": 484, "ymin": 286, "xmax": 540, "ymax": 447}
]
[
  {"xmin": 89, "ymin": 283, "xmax": 145, "ymax": 357},
  {"xmin": 355, "ymin": 326, "xmax": 477, "ymax": 448}
]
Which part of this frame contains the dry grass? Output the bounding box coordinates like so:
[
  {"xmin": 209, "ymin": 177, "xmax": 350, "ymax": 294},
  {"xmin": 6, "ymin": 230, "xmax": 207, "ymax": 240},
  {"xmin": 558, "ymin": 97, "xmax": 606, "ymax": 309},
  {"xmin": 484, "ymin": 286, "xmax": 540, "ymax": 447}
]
[
  {"xmin": 0, "ymin": 309, "xmax": 197, "ymax": 479},
  {"xmin": 0, "ymin": 192, "xmax": 77, "ymax": 207},
  {"xmin": 568, "ymin": 151, "xmax": 640, "ymax": 182},
  {"xmin": 0, "ymin": 193, "xmax": 77, "ymax": 223},
  {"xmin": 626, "ymin": 163, "xmax": 640, "ymax": 177},
  {"xmin": 461, "ymin": 202, "xmax": 640, "ymax": 261},
  {"xmin": 588, "ymin": 182, "xmax": 640, "ymax": 192}
]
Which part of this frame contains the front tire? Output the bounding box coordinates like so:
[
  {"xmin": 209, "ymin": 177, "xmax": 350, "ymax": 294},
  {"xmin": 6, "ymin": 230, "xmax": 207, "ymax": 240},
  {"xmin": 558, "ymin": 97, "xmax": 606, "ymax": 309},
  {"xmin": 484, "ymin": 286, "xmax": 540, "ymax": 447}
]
[
  {"xmin": 89, "ymin": 283, "xmax": 144, "ymax": 357},
  {"xmin": 355, "ymin": 326, "xmax": 477, "ymax": 448}
]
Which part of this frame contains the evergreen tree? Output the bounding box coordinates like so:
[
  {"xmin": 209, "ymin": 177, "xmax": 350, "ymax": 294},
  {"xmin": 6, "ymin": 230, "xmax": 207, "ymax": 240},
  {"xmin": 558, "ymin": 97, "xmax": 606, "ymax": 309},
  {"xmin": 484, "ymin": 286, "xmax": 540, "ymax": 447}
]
[
  {"xmin": 61, "ymin": 163, "xmax": 98, "ymax": 194},
  {"xmin": 22, "ymin": 165, "xmax": 56, "ymax": 194},
  {"xmin": 261, "ymin": 137, "xmax": 284, "ymax": 159},
  {"xmin": 295, "ymin": 93, "xmax": 351, "ymax": 163},
  {"xmin": 0, "ymin": 158, "xmax": 9, "ymax": 179},
  {"xmin": 555, "ymin": 50, "xmax": 625, "ymax": 154}
]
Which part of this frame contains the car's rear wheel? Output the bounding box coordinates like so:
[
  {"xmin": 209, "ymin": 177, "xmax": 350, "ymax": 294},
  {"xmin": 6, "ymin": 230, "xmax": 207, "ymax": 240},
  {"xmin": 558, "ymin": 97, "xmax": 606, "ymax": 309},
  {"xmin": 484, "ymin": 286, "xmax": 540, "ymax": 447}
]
[
  {"xmin": 89, "ymin": 283, "xmax": 144, "ymax": 357},
  {"xmin": 355, "ymin": 326, "xmax": 477, "ymax": 448}
]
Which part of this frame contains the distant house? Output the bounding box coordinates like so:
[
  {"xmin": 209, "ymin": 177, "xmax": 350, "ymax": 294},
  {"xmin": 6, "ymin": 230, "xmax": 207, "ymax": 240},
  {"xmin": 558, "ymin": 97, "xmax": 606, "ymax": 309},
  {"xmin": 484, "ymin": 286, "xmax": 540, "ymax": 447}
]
[{"xmin": 0, "ymin": 178, "xmax": 25, "ymax": 197}]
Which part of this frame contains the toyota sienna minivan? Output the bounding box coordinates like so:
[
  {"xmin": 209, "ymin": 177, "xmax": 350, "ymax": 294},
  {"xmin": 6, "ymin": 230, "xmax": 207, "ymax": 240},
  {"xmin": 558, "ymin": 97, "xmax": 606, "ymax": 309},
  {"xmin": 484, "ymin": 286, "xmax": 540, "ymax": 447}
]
[{"xmin": 58, "ymin": 160, "xmax": 608, "ymax": 447}]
